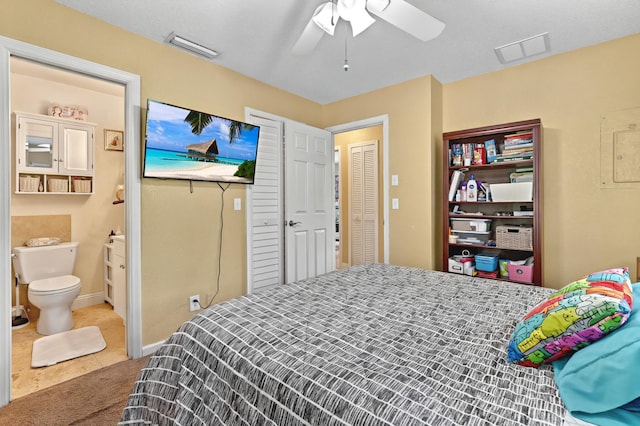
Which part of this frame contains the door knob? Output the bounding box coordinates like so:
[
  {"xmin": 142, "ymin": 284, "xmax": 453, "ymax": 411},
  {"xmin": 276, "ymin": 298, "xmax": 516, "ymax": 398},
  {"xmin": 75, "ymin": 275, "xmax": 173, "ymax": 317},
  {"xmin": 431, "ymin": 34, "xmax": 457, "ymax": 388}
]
[{"xmin": 288, "ymin": 220, "xmax": 301, "ymax": 227}]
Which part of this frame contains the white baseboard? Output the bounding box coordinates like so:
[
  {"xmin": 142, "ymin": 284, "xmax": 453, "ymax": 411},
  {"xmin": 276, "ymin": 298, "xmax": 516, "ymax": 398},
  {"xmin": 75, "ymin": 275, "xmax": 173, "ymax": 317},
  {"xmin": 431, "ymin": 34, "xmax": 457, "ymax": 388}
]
[
  {"xmin": 72, "ymin": 292, "xmax": 108, "ymax": 310},
  {"xmin": 142, "ymin": 340, "xmax": 165, "ymax": 357}
]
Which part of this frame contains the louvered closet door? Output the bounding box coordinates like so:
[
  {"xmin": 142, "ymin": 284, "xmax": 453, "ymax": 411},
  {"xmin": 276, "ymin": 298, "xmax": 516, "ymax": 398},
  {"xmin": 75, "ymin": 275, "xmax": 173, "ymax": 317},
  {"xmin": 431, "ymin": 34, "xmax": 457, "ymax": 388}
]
[
  {"xmin": 349, "ymin": 141, "xmax": 378, "ymax": 265},
  {"xmin": 246, "ymin": 117, "xmax": 283, "ymax": 292}
]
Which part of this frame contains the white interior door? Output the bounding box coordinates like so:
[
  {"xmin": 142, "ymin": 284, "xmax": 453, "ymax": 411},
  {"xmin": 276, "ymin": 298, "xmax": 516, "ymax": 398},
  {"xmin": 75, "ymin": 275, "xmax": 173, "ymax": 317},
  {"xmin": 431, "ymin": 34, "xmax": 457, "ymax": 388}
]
[
  {"xmin": 285, "ymin": 121, "xmax": 333, "ymax": 283},
  {"xmin": 349, "ymin": 140, "xmax": 378, "ymax": 265}
]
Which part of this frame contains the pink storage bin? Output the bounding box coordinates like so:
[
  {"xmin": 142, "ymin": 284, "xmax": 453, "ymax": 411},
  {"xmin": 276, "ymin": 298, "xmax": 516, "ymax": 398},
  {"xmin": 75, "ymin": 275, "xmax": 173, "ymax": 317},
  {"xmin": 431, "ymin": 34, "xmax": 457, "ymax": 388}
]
[{"xmin": 508, "ymin": 263, "xmax": 533, "ymax": 284}]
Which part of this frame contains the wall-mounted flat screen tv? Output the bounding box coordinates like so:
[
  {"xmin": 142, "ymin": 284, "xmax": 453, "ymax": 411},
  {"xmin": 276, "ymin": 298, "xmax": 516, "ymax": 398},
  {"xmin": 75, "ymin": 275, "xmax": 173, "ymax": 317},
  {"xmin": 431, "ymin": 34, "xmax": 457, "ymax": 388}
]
[{"xmin": 143, "ymin": 99, "xmax": 260, "ymax": 184}]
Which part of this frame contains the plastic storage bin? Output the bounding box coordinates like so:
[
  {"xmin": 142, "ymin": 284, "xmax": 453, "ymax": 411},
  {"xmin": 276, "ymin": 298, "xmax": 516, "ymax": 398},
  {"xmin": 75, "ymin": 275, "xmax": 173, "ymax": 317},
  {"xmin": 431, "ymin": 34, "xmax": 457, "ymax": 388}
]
[
  {"xmin": 508, "ymin": 263, "xmax": 533, "ymax": 284},
  {"xmin": 490, "ymin": 182, "xmax": 533, "ymax": 202},
  {"xmin": 475, "ymin": 253, "xmax": 499, "ymax": 272},
  {"xmin": 452, "ymin": 230, "xmax": 491, "ymax": 245}
]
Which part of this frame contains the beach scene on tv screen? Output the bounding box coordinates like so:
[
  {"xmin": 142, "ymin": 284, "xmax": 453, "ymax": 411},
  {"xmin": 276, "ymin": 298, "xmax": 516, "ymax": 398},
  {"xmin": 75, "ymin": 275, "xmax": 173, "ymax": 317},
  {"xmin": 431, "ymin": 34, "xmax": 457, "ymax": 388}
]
[{"xmin": 144, "ymin": 101, "xmax": 260, "ymax": 183}]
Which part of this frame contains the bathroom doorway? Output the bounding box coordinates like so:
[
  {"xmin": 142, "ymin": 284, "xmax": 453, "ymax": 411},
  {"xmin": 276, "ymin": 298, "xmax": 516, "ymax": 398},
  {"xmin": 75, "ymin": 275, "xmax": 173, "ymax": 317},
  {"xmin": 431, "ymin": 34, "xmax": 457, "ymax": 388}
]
[
  {"xmin": 0, "ymin": 37, "xmax": 142, "ymax": 405},
  {"xmin": 9, "ymin": 57, "xmax": 127, "ymax": 398}
]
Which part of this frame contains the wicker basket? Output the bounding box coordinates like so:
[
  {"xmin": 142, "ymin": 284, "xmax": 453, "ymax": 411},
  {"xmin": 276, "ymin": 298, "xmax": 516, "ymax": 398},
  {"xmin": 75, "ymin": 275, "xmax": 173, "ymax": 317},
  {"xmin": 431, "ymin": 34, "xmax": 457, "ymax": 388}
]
[
  {"xmin": 496, "ymin": 225, "xmax": 533, "ymax": 250},
  {"xmin": 47, "ymin": 178, "xmax": 69, "ymax": 193},
  {"xmin": 73, "ymin": 178, "xmax": 91, "ymax": 193},
  {"xmin": 19, "ymin": 175, "xmax": 40, "ymax": 192}
]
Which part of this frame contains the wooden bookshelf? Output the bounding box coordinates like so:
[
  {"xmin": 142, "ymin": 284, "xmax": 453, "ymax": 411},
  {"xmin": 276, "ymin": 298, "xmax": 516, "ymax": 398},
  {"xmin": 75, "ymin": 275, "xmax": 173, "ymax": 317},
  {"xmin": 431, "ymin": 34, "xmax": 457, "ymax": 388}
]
[{"xmin": 442, "ymin": 119, "xmax": 543, "ymax": 286}]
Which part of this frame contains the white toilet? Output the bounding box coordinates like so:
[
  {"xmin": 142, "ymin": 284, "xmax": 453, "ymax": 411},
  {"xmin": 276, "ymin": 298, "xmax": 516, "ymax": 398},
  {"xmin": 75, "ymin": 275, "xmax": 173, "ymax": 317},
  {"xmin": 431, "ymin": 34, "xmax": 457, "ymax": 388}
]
[{"xmin": 12, "ymin": 242, "xmax": 82, "ymax": 335}]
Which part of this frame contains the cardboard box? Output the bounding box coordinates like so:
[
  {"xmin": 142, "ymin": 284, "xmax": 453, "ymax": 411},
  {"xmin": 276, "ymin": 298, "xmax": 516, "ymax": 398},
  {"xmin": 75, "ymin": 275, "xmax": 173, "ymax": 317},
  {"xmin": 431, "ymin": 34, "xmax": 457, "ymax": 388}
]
[
  {"xmin": 490, "ymin": 182, "xmax": 533, "ymax": 202},
  {"xmin": 448, "ymin": 256, "xmax": 476, "ymax": 276},
  {"xmin": 508, "ymin": 263, "xmax": 533, "ymax": 284}
]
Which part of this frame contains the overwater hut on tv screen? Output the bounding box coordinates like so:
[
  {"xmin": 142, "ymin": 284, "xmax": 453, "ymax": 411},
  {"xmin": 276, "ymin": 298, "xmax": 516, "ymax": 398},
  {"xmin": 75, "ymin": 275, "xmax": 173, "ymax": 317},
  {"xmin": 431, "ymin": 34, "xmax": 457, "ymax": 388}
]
[{"xmin": 143, "ymin": 99, "xmax": 260, "ymax": 184}]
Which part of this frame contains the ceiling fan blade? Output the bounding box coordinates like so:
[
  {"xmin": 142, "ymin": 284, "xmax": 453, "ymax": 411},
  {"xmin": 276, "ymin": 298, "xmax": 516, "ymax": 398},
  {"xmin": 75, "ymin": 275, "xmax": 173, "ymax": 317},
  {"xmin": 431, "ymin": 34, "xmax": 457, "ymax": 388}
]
[
  {"xmin": 292, "ymin": 17, "xmax": 327, "ymax": 55},
  {"xmin": 367, "ymin": 0, "xmax": 445, "ymax": 42}
]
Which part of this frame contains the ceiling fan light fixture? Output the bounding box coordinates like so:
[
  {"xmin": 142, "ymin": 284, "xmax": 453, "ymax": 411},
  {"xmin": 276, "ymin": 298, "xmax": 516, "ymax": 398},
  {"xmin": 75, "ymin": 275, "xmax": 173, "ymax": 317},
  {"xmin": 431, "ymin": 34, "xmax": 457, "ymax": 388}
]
[
  {"xmin": 366, "ymin": 0, "xmax": 390, "ymax": 13},
  {"xmin": 348, "ymin": 12, "xmax": 376, "ymax": 36},
  {"xmin": 312, "ymin": 2, "xmax": 338, "ymax": 35},
  {"xmin": 166, "ymin": 32, "xmax": 218, "ymax": 59},
  {"xmin": 337, "ymin": 0, "xmax": 375, "ymax": 36}
]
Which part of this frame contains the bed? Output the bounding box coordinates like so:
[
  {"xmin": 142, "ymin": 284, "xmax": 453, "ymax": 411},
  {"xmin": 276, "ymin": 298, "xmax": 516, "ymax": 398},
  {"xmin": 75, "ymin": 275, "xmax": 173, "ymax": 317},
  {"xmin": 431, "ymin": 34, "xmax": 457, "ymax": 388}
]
[{"xmin": 119, "ymin": 263, "xmax": 630, "ymax": 425}]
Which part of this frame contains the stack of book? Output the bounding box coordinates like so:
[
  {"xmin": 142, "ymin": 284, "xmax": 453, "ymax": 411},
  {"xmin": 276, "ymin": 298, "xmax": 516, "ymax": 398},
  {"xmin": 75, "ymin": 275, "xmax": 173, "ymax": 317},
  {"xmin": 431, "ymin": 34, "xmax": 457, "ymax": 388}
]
[{"xmin": 495, "ymin": 131, "xmax": 534, "ymax": 163}]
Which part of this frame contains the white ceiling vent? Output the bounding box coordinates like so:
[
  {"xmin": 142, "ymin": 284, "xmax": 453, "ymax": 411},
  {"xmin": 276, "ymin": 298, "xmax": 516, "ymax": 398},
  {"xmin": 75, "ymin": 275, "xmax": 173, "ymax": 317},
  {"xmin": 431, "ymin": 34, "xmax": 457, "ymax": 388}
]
[{"xmin": 495, "ymin": 33, "xmax": 550, "ymax": 64}]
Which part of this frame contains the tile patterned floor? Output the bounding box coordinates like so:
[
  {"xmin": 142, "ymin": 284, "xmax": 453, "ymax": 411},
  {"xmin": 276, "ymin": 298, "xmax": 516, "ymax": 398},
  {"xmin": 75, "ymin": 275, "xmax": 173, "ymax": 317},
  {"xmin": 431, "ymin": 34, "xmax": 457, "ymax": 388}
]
[{"xmin": 11, "ymin": 303, "xmax": 127, "ymax": 400}]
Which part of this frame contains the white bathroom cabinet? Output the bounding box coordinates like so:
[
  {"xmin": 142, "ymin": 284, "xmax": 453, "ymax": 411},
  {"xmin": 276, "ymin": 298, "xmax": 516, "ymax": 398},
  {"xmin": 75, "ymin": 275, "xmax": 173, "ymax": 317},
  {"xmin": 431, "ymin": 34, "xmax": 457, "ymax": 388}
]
[
  {"xmin": 103, "ymin": 235, "xmax": 126, "ymax": 322},
  {"xmin": 15, "ymin": 111, "xmax": 95, "ymax": 194}
]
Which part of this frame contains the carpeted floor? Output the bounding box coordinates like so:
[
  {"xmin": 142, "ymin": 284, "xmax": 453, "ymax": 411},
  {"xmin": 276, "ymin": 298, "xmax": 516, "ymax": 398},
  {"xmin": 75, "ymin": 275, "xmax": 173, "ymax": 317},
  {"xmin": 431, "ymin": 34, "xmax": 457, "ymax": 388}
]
[{"xmin": 0, "ymin": 355, "xmax": 149, "ymax": 425}]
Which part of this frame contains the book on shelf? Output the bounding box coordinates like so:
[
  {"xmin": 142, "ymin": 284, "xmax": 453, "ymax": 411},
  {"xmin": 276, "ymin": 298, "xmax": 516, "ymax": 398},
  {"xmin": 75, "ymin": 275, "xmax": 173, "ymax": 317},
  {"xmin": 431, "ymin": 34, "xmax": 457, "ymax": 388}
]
[
  {"xmin": 498, "ymin": 151, "xmax": 533, "ymax": 159},
  {"xmin": 504, "ymin": 135, "xmax": 534, "ymax": 147},
  {"xmin": 448, "ymin": 170, "xmax": 465, "ymax": 201},
  {"xmin": 494, "ymin": 156, "xmax": 533, "ymax": 163},
  {"xmin": 505, "ymin": 131, "xmax": 533, "ymax": 139},
  {"xmin": 503, "ymin": 143, "xmax": 533, "ymax": 150},
  {"xmin": 485, "ymin": 139, "xmax": 497, "ymax": 163}
]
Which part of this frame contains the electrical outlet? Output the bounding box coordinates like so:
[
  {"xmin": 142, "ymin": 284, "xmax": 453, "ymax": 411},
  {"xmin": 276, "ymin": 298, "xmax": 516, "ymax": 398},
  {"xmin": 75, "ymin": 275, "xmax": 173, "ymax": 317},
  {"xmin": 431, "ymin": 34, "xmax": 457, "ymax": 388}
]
[{"xmin": 189, "ymin": 295, "xmax": 200, "ymax": 312}]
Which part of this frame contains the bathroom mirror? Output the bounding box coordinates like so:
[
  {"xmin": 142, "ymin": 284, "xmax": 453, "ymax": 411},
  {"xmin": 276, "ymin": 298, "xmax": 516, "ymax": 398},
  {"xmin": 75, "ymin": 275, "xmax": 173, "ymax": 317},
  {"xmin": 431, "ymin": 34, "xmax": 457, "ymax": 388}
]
[{"xmin": 24, "ymin": 122, "xmax": 54, "ymax": 169}]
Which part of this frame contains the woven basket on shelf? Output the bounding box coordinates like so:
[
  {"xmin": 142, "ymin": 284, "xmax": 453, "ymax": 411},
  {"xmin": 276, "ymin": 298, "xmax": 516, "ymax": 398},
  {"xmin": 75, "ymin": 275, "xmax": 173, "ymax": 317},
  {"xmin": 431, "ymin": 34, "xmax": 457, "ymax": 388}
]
[
  {"xmin": 496, "ymin": 225, "xmax": 533, "ymax": 250},
  {"xmin": 19, "ymin": 175, "xmax": 40, "ymax": 192},
  {"xmin": 47, "ymin": 178, "xmax": 68, "ymax": 193},
  {"xmin": 73, "ymin": 179, "xmax": 91, "ymax": 193}
]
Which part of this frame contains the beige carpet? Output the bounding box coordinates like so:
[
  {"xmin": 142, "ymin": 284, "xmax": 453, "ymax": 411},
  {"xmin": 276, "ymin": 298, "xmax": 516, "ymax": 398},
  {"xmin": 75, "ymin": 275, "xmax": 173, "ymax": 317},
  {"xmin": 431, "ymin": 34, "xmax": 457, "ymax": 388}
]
[
  {"xmin": 0, "ymin": 355, "xmax": 149, "ymax": 425},
  {"xmin": 31, "ymin": 326, "xmax": 106, "ymax": 368}
]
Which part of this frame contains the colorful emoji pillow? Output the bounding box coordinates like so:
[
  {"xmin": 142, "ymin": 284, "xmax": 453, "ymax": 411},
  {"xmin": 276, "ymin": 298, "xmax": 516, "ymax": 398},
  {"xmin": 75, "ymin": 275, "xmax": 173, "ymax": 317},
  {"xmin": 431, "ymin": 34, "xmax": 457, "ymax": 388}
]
[{"xmin": 507, "ymin": 267, "xmax": 633, "ymax": 367}]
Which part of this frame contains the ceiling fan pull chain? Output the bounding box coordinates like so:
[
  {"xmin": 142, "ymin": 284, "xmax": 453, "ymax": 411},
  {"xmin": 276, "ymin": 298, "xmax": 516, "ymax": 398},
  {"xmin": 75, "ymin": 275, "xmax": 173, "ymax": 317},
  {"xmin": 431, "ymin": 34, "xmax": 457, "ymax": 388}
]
[{"xmin": 344, "ymin": 28, "xmax": 349, "ymax": 72}]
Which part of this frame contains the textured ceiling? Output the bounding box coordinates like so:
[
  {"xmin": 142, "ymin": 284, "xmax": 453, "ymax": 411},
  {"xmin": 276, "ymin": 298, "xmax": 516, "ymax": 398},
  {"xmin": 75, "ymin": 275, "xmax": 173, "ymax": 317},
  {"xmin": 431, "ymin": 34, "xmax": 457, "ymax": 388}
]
[{"xmin": 55, "ymin": 0, "xmax": 640, "ymax": 104}]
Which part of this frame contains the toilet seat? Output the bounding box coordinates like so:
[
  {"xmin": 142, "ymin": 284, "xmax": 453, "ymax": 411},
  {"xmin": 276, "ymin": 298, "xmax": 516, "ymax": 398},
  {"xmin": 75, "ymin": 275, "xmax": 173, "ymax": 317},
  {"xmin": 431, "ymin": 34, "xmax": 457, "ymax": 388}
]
[{"xmin": 29, "ymin": 275, "xmax": 81, "ymax": 295}]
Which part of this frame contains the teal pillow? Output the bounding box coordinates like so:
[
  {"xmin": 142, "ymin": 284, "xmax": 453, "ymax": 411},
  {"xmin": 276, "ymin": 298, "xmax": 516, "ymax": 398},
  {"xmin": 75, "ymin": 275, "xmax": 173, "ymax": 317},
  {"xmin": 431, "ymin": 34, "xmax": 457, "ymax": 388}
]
[{"xmin": 554, "ymin": 283, "xmax": 640, "ymax": 414}]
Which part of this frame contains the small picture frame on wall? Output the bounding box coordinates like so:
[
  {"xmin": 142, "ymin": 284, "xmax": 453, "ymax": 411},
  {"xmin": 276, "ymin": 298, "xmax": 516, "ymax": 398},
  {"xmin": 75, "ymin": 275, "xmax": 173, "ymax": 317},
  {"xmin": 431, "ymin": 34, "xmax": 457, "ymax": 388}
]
[{"xmin": 105, "ymin": 129, "xmax": 124, "ymax": 151}]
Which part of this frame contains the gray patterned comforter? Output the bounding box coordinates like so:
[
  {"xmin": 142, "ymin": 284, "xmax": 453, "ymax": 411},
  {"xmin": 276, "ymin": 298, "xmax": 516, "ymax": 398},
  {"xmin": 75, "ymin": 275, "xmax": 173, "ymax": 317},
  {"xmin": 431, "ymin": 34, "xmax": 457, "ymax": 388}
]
[{"xmin": 120, "ymin": 264, "xmax": 566, "ymax": 425}]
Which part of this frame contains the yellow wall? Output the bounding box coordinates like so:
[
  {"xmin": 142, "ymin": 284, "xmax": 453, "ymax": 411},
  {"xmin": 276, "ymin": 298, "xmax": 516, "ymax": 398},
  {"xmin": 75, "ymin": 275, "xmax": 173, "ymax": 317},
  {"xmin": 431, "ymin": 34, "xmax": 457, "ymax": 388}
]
[
  {"xmin": 334, "ymin": 125, "xmax": 384, "ymax": 266},
  {"xmin": 324, "ymin": 76, "xmax": 442, "ymax": 269},
  {"xmin": 443, "ymin": 34, "xmax": 640, "ymax": 288}
]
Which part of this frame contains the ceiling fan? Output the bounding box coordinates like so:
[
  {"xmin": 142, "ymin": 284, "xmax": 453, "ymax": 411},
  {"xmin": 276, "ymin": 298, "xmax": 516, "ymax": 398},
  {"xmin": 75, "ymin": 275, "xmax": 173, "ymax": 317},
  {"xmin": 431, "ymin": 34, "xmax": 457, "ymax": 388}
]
[{"xmin": 293, "ymin": 0, "xmax": 445, "ymax": 55}]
